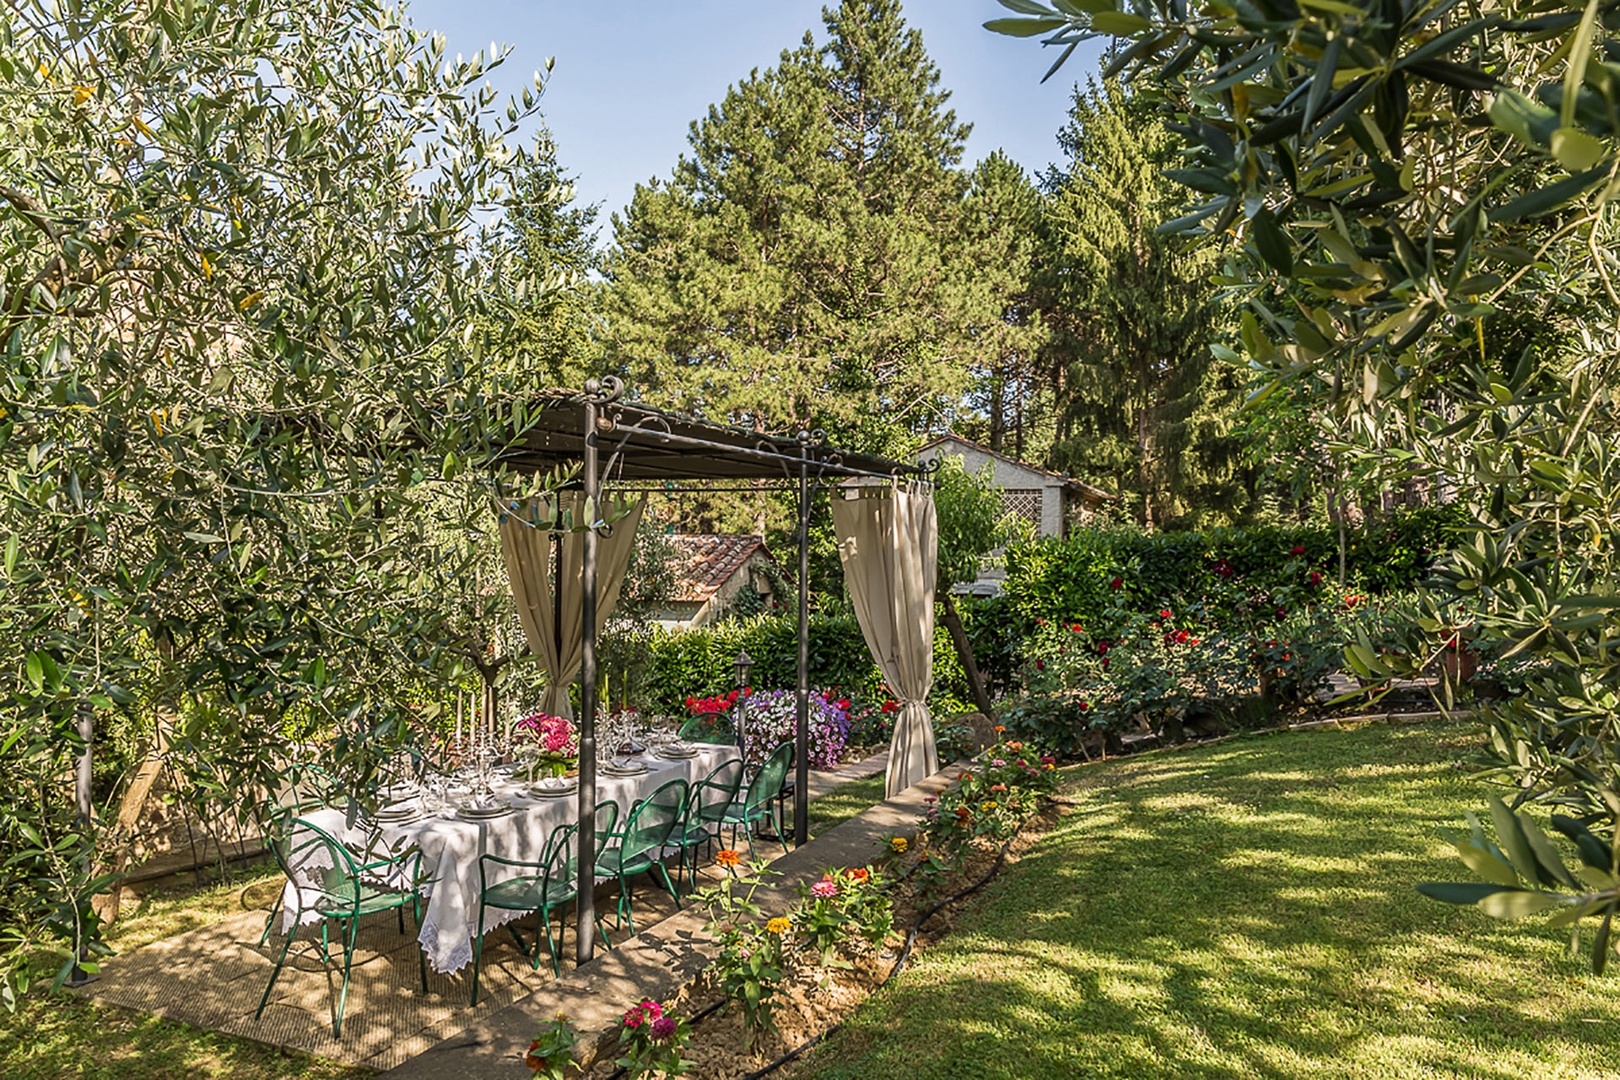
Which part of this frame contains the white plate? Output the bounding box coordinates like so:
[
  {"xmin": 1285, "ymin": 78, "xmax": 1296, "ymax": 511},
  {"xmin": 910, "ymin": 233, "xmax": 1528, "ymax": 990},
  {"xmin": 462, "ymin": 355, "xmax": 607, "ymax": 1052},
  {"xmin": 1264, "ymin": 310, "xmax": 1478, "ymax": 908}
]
[
  {"xmin": 458, "ymin": 804, "xmax": 513, "ymax": 820},
  {"xmin": 601, "ymin": 764, "xmax": 648, "ymax": 777}
]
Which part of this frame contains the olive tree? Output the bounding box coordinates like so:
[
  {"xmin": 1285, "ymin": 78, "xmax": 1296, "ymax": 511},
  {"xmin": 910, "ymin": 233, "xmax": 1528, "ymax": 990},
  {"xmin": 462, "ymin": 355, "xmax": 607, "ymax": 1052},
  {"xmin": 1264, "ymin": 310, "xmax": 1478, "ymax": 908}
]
[
  {"xmin": 988, "ymin": 0, "xmax": 1620, "ymax": 967},
  {"xmin": 0, "ymin": 0, "xmax": 569, "ymax": 999}
]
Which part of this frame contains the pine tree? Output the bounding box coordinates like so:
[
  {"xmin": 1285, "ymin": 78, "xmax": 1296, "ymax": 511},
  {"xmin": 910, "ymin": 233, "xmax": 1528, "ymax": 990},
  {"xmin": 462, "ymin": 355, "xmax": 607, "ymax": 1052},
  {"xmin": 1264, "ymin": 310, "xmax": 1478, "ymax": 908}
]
[
  {"xmin": 487, "ymin": 130, "xmax": 600, "ymax": 387},
  {"xmin": 956, "ymin": 151, "xmax": 1052, "ymax": 461},
  {"xmin": 603, "ymin": 0, "xmax": 988, "ymax": 457},
  {"xmin": 1039, "ymin": 80, "xmax": 1249, "ymax": 529}
]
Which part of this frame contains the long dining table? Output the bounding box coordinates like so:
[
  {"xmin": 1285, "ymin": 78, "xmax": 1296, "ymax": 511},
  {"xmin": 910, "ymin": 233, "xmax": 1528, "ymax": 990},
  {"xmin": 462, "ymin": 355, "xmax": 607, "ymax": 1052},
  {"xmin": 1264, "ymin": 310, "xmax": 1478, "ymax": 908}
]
[{"xmin": 284, "ymin": 742, "xmax": 740, "ymax": 975}]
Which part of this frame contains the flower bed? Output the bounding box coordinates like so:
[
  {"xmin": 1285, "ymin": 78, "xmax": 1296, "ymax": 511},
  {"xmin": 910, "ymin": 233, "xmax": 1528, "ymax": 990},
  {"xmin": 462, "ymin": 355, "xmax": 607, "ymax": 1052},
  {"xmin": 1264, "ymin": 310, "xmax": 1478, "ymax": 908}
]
[
  {"xmin": 685, "ymin": 689, "xmax": 854, "ymax": 770},
  {"xmin": 538, "ymin": 736, "xmax": 1060, "ymax": 1078}
]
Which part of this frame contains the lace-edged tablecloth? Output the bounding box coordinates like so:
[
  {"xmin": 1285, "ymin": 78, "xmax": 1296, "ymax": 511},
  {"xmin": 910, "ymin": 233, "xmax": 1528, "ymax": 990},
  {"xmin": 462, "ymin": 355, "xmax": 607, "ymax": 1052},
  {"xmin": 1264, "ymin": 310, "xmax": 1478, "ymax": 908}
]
[{"xmin": 283, "ymin": 745, "xmax": 738, "ymax": 974}]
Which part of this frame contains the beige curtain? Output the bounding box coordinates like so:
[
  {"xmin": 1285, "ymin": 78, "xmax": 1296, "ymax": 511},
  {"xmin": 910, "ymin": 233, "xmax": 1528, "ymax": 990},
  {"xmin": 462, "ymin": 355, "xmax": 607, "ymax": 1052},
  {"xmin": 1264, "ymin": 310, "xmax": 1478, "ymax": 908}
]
[
  {"xmin": 832, "ymin": 482, "xmax": 938, "ymax": 796},
  {"xmin": 499, "ymin": 492, "xmax": 645, "ymax": 719}
]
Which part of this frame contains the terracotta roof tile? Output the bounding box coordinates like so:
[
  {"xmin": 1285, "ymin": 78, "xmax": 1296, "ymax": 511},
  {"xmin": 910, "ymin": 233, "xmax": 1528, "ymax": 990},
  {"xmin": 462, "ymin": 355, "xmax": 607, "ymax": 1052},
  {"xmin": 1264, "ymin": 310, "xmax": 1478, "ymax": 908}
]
[{"xmin": 668, "ymin": 534, "xmax": 772, "ymax": 603}]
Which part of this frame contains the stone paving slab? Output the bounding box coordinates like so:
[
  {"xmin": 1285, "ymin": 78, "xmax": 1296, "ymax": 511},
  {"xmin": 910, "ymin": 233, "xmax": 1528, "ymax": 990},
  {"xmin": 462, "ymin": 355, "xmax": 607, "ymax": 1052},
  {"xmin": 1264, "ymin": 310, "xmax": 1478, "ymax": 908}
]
[
  {"xmin": 378, "ymin": 759, "xmax": 959, "ymax": 1080},
  {"xmin": 76, "ymin": 751, "xmax": 900, "ymax": 1072}
]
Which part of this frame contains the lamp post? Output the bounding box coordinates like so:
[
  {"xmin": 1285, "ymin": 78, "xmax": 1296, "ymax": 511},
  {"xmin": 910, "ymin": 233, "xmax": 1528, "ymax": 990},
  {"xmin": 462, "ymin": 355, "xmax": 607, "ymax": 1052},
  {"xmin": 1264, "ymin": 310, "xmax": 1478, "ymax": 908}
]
[{"xmin": 732, "ymin": 648, "xmax": 754, "ymax": 759}]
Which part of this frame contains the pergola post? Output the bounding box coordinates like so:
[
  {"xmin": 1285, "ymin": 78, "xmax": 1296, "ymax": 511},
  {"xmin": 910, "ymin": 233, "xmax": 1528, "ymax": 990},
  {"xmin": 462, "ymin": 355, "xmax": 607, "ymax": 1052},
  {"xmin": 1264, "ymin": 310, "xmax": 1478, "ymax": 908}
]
[
  {"xmin": 574, "ymin": 377, "xmax": 611, "ymax": 966},
  {"xmin": 794, "ymin": 432, "xmax": 811, "ymax": 845}
]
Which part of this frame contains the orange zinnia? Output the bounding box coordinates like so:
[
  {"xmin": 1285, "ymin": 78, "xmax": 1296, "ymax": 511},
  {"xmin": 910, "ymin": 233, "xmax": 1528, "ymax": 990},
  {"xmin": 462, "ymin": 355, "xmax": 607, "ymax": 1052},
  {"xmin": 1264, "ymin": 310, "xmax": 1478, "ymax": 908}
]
[{"xmin": 715, "ymin": 849, "xmax": 742, "ymax": 868}]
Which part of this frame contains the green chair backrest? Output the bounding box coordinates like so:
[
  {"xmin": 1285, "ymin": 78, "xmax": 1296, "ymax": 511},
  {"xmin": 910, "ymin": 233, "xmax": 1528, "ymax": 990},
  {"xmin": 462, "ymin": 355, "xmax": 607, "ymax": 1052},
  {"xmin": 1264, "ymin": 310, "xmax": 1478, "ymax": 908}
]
[
  {"xmin": 269, "ymin": 813, "xmax": 364, "ymax": 914},
  {"xmin": 745, "ymin": 741, "xmax": 794, "ymax": 815},
  {"xmin": 620, "ymin": 778, "xmax": 690, "ymax": 862},
  {"xmin": 689, "ymin": 758, "xmax": 744, "ymax": 825},
  {"xmin": 679, "ymin": 712, "xmax": 737, "ymax": 745},
  {"xmin": 568, "ymin": 800, "xmax": 620, "ymax": 878}
]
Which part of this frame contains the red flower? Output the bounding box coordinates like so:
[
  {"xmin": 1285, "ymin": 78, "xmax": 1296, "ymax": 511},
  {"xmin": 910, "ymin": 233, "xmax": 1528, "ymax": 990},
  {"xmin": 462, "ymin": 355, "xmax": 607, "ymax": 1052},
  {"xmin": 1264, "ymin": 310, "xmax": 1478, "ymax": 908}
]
[
  {"xmin": 1110, "ymin": 576, "xmax": 1123, "ymax": 590},
  {"xmin": 1035, "ymin": 659, "xmax": 1045, "ymax": 671},
  {"xmin": 1160, "ymin": 609, "xmax": 1172, "ymax": 619},
  {"xmin": 1276, "ymin": 606, "xmax": 1287, "ymax": 618},
  {"xmin": 1097, "ymin": 640, "xmax": 1110, "ymax": 655},
  {"xmin": 837, "ymin": 698, "xmax": 850, "ymax": 710},
  {"xmin": 1190, "ymin": 638, "xmax": 1201, "ymax": 645},
  {"xmin": 1174, "ymin": 629, "xmax": 1190, "ymax": 644},
  {"xmin": 1213, "ymin": 559, "xmax": 1234, "ymax": 578},
  {"xmin": 1037, "ymin": 618, "xmax": 1047, "ymax": 626},
  {"xmin": 1309, "ymin": 570, "xmax": 1324, "ymax": 586},
  {"xmin": 1290, "ymin": 545, "xmax": 1306, "ymax": 556},
  {"xmin": 1069, "ymin": 623, "xmax": 1083, "ymax": 633},
  {"xmin": 1078, "ymin": 700, "xmax": 1090, "ymax": 712},
  {"xmin": 1101, "ymin": 657, "xmax": 1110, "ymax": 670}
]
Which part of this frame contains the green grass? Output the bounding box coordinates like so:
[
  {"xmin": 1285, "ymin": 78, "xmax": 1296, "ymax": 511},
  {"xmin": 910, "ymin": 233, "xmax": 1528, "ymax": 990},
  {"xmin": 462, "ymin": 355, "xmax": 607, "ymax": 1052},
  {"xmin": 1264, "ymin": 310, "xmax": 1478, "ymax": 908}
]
[
  {"xmin": 798, "ymin": 722, "xmax": 1620, "ymax": 1080},
  {"xmin": 807, "ymin": 774, "xmax": 886, "ymax": 838},
  {"xmin": 0, "ymin": 866, "xmax": 368, "ymax": 1080}
]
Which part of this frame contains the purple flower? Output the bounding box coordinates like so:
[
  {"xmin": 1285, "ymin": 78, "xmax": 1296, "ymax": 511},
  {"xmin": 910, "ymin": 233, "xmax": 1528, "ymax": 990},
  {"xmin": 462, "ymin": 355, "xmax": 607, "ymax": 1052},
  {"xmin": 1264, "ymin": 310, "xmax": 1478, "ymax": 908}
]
[
  {"xmin": 650, "ymin": 1015, "xmax": 677, "ymax": 1041},
  {"xmin": 991, "ymin": 759, "xmax": 1007, "ymax": 767}
]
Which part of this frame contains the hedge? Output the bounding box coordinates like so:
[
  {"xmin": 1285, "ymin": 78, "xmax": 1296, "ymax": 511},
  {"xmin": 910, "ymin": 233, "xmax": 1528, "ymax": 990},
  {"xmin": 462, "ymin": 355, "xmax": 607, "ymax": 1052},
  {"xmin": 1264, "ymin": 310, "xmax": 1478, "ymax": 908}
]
[
  {"xmin": 637, "ymin": 610, "xmax": 973, "ymax": 718},
  {"xmin": 1000, "ymin": 506, "xmax": 1464, "ymax": 631}
]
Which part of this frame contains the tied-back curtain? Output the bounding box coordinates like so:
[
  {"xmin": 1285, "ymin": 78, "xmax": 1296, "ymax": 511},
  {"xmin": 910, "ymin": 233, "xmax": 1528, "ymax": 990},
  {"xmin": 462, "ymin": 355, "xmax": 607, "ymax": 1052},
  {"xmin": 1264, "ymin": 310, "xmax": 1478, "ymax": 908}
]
[
  {"xmin": 499, "ymin": 492, "xmax": 645, "ymax": 719},
  {"xmin": 831, "ymin": 482, "xmax": 938, "ymax": 796}
]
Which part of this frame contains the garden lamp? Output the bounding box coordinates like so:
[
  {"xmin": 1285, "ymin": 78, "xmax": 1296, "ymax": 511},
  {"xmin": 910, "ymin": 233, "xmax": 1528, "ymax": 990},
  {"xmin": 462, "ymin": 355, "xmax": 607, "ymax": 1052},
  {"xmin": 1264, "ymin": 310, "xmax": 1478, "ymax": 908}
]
[{"xmin": 733, "ymin": 648, "xmax": 753, "ymax": 757}]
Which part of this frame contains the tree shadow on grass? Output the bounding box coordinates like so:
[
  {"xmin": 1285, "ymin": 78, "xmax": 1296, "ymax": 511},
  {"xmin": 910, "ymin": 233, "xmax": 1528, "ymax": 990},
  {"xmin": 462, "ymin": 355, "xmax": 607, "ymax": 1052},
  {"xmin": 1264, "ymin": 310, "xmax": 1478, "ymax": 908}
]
[{"xmin": 798, "ymin": 725, "xmax": 1620, "ymax": 1080}]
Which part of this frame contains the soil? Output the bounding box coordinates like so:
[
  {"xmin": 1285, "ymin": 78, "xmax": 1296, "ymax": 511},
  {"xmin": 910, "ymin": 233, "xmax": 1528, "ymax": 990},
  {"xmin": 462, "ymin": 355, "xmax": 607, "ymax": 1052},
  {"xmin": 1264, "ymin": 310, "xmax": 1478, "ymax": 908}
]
[{"xmin": 578, "ymin": 802, "xmax": 1064, "ymax": 1080}]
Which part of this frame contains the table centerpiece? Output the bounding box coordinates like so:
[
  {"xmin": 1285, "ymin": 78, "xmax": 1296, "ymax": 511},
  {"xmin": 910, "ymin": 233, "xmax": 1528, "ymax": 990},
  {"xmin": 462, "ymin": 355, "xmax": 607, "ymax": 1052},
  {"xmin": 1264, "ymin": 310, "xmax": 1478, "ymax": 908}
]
[{"xmin": 516, "ymin": 711, "xmax": 579, "ymax": 782}]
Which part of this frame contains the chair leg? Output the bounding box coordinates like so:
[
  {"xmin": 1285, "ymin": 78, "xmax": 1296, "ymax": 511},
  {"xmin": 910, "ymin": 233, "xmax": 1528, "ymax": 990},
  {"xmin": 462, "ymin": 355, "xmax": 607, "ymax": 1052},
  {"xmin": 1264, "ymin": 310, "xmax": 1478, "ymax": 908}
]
[
  {"xmin": 539, "ymin": 906, "xmax": 560, "ymax": 977},
  {"xmin": 255, "ymin": 917, "xmax": 299, "ymax": 1020},
  {"xmin": 258, "ymin": 907, "xmax": 276, "ymax": 948},
  {"xmin": 654, "ymin": 861, "xmax": 681, "ymax": 907},
  {"xmin": 334, "ymin": 917, "xmax": 358, "ymax": 1038},
  {"xmin": 471, "ymin": 911, "xmax": 486, "ymax": 1006}
]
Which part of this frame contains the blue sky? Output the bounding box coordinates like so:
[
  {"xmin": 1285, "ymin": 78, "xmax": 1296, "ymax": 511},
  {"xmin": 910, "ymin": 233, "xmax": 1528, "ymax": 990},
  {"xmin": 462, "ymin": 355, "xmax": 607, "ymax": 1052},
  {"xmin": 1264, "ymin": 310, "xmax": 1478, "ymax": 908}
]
[{"xmin": 404, "ymin": 1, "xmax": 1108, "ymax": 233}]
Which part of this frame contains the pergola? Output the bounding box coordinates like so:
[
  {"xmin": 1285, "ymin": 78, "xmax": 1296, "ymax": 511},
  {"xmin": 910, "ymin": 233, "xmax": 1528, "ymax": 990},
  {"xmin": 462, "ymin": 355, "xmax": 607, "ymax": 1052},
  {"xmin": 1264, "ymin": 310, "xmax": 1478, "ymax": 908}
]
[{"xmin": 497, "ymin": 378, "xmax": 929, "ymax": 964}]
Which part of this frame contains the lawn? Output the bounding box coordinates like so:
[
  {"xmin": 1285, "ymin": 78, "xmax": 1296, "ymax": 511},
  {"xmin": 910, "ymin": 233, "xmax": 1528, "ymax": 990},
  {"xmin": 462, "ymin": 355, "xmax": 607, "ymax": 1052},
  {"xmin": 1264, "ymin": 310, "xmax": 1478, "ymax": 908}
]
[{"xmin": 797, "ymin": 721, "xmax": 1620, "ymax": 1080}]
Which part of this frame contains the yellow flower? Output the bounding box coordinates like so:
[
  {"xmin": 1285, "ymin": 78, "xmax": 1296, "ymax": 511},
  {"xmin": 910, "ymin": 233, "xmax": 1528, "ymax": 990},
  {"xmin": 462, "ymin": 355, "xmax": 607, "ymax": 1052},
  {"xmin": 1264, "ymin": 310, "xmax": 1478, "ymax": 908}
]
[
  {"xmin": 981, "ymin": 800, "xmax": 998, "ymax": 813},
  {"xmin": 889, "ymin": 836, "xmax": 908, "ymax": 854},
  {"xmin": 766, "ymin": 917, "xmax": 791, "ymax": 935}
]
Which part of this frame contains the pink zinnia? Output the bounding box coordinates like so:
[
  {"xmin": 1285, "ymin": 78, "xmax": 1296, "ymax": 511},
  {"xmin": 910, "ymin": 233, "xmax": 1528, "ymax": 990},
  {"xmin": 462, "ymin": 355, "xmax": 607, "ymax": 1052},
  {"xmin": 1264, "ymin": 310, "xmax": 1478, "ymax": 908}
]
[
  {"xmin": 650, "ymin": 1015, "xmax": 677, "ymax": 1041},
  {"xmin": 812, "ymin": 879, "xmax": 838, "ymax": 899}
]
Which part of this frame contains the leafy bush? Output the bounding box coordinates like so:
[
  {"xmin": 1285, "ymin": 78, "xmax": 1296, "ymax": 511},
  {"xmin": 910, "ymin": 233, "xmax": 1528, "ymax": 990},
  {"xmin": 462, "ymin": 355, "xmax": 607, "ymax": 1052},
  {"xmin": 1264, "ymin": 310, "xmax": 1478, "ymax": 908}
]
[
  {"xmin": 697, "ymin": 689, "xmax": 852, "ymax": 770},
  {"xmin": 1002, "ymin": 507, "xmax": 1463, "ymax": 634}
]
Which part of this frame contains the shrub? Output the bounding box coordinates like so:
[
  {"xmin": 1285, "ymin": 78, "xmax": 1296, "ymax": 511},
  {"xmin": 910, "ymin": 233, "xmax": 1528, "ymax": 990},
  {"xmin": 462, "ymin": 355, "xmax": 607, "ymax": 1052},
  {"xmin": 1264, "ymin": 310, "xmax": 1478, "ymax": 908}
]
[
  {"xmin": 1001, "ymin": 507, "xmax": 1463, "ymax": 635},
  {"xmin": 699, "ymin": 689, "xmax": 852, "ymax": 770}
]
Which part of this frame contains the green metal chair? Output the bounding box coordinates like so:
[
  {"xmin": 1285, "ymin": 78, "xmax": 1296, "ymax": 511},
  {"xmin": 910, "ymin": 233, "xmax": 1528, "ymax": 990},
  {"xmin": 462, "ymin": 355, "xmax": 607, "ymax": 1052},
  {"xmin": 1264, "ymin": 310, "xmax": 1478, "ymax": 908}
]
[
  {"xmin": 596, "ymin": 778, "xmax": 689, "ymax": 935},
  {"xmin": 256, "ymin": 765, "xmax": 349, "ymax": 948},
  {"xmin": 257, "ymin": 813, "xmax": 425, "ymax": 1038},
  {"xmin": 678, "ymin": 711, "xmax": 738, "ymax": 745},
  {"xmin": 471, "ymin": 820, "xmax": 611, "ymax": 1003},
  {"xmin": 672, "ymin": 757, "xmax": 745, "ymax": 890},
  {"xmin": 722, "ymin": 740, "xmax": 793, "ymax": 861}
]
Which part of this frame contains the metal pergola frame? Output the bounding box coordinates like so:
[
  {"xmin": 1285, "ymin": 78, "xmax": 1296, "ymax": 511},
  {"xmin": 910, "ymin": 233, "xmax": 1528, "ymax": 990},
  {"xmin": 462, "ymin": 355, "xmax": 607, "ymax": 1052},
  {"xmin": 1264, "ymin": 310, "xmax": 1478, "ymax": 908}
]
[{"xmin": 498, "ymin": 377, "xmax": 925, "ymax": 966}]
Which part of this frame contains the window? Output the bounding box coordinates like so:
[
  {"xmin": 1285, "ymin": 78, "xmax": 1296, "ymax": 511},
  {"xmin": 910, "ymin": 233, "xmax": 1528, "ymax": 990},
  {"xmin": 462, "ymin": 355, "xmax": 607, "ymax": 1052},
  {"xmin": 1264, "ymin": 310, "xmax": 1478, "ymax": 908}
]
[{"xmin": 1001, "ymin": 489, "xmax": 1042, "ymax": 530}]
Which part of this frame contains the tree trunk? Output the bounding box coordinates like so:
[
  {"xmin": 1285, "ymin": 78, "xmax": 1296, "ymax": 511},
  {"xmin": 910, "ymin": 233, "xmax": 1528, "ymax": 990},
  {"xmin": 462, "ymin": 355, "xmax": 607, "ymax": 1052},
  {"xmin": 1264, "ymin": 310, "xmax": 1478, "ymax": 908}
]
[
  {"xmin": 90, "ymin": 708, "xmax": 173, "ymax": 924},
  {"xmin": 941, "ymin": 592, "xmax": 995, "ymax": 719}
]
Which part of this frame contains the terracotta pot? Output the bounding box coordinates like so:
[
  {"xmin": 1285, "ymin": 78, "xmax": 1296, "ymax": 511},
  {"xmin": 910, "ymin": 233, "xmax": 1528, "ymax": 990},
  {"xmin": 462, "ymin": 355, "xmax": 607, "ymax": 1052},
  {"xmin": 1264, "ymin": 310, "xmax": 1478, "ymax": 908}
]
[{"xmin": 1441, "ymin": 640, "xmax": 1477, "ymax": 683}]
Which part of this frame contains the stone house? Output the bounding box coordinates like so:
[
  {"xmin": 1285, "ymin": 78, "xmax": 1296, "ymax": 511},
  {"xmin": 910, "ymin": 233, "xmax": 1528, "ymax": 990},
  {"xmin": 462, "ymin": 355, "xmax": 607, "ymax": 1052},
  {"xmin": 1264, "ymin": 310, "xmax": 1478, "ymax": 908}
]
[
  {"xmin": 916, "ymin": 433, "xmax": 1113, "ymax": 595},
  {"xmin": 647, "ymin": 534, "xmax": 782, "ymax": 630}
]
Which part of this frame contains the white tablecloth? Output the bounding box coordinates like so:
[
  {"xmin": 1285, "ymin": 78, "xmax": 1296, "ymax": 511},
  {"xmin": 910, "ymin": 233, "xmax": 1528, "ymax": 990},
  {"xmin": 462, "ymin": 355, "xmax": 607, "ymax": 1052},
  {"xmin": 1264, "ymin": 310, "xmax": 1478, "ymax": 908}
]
[{"xmin": 283, "ymin": 744, "xmax": 738, "ymax": 974}]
